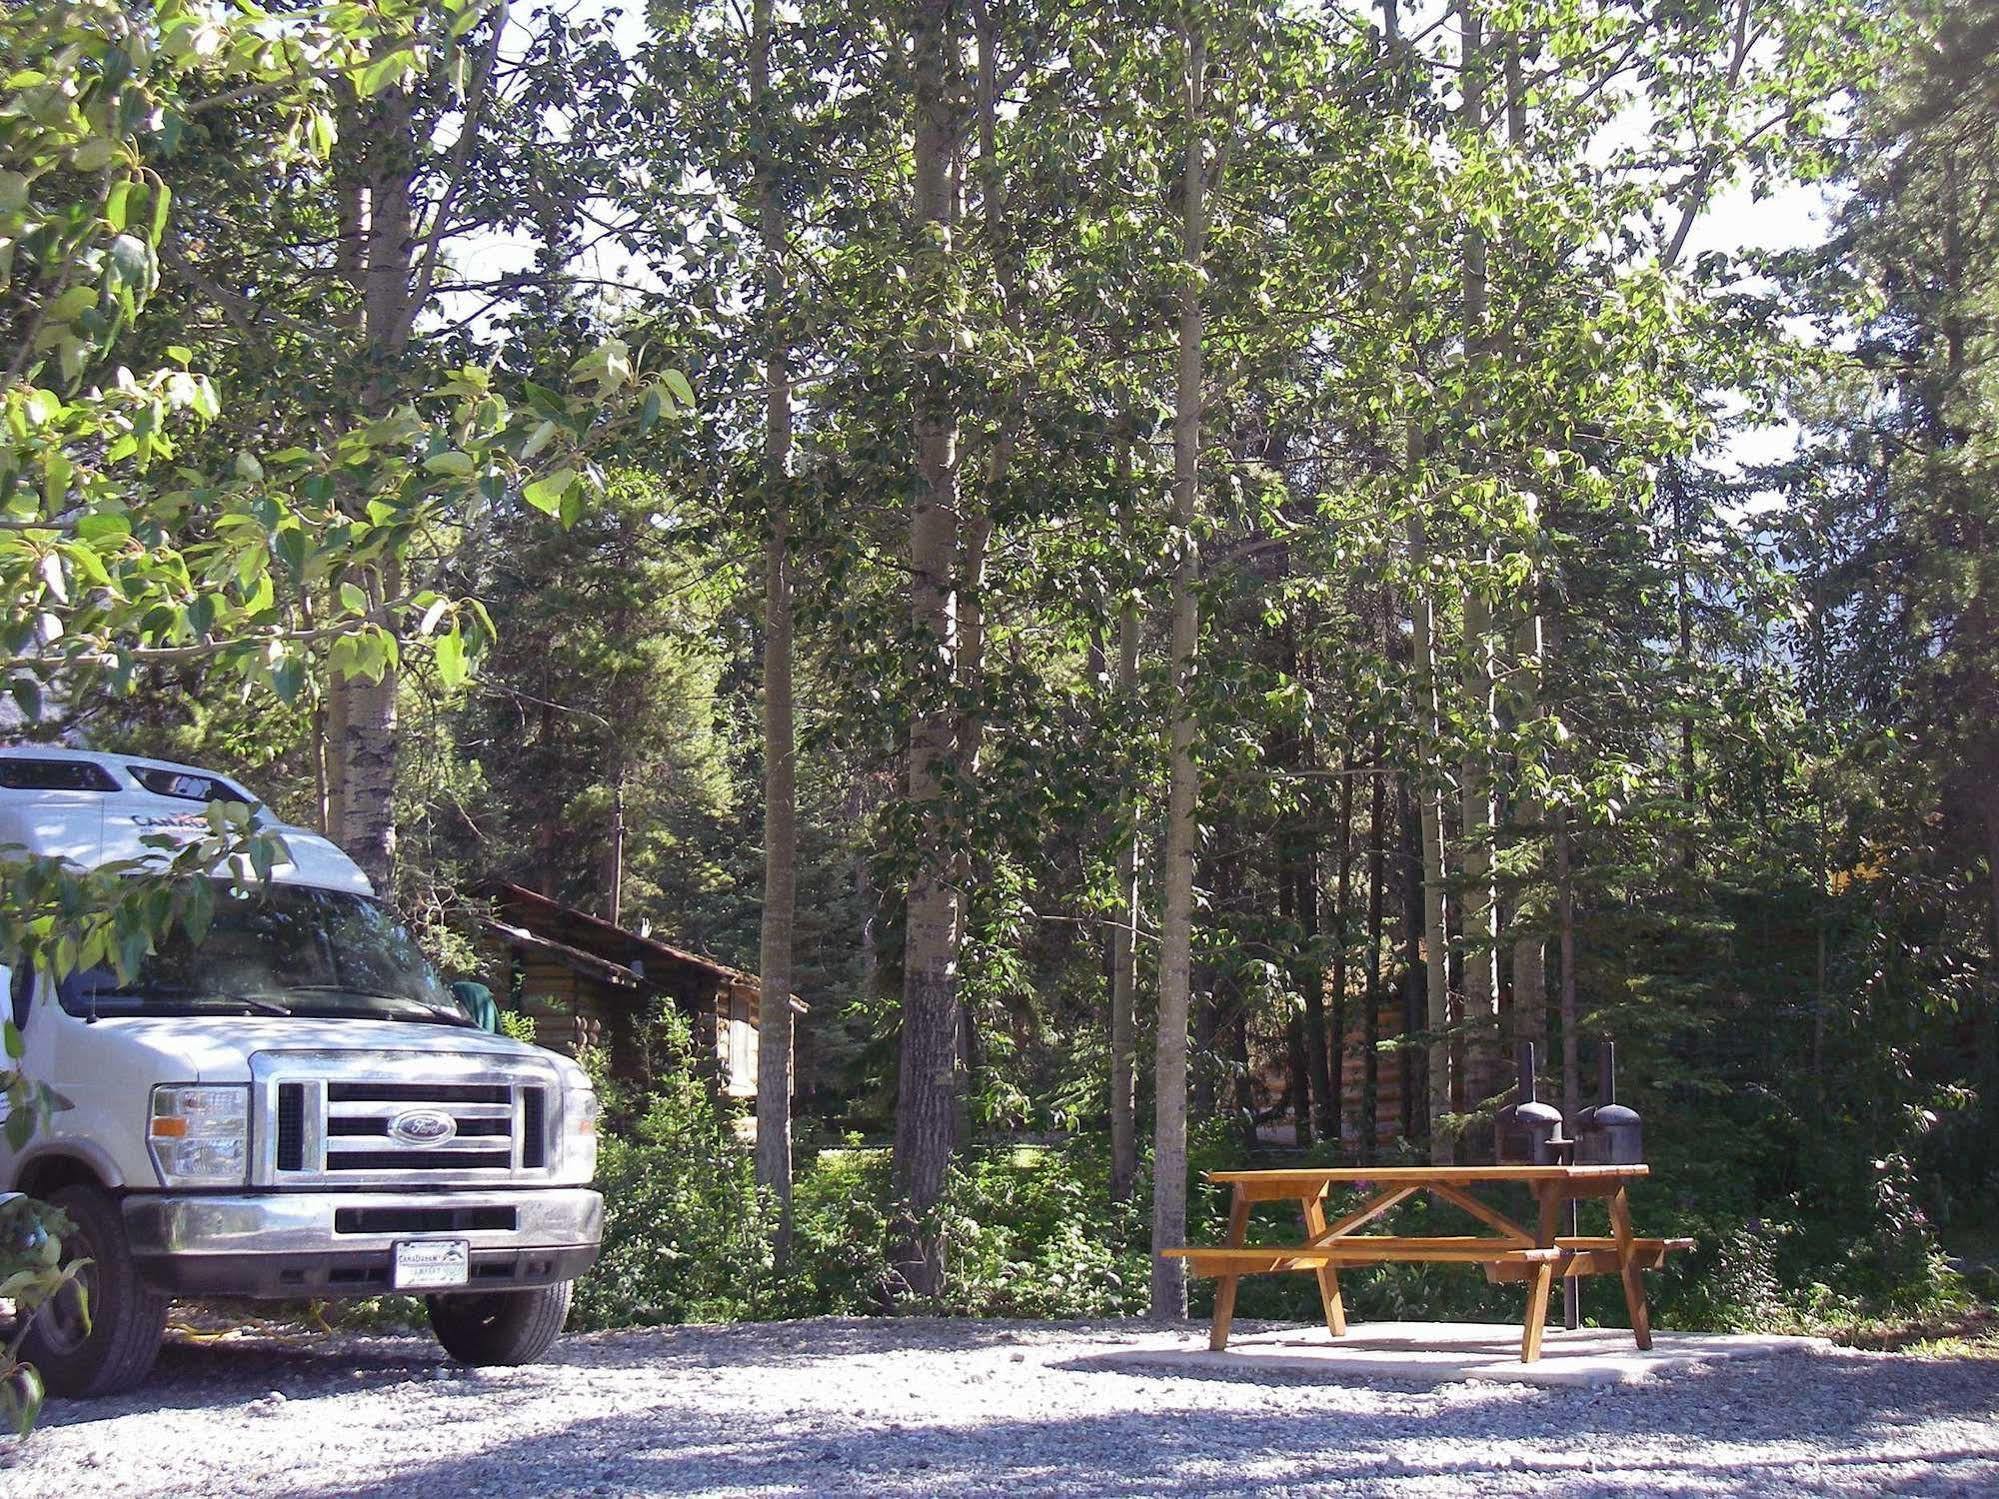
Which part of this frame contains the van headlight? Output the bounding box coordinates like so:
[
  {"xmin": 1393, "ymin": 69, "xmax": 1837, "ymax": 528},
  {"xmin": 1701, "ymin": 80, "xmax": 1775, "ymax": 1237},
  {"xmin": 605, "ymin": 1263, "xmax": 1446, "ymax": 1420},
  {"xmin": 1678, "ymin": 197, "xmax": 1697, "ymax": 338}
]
[
  {"xmin": 149, "ymin": 1085, "xmax": 249, "ymax": 1187},
  {"xmin": 562, "ymin": 1088, "xmax": 599, "ymax": 1182}
]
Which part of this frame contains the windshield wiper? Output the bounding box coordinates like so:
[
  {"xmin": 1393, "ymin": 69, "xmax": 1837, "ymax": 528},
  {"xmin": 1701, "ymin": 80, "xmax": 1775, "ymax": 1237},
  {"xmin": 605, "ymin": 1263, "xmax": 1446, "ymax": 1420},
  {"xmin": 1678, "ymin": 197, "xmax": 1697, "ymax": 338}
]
[
  {"xmin": 282, "ymin": 986, "xmax": 474, "ymax": 1027},
  {"xmin": 77, "ymin": 985, "xmax": 293, "ymax": 1018},
  {"xmin": 219, "ymin": 992, "xmax": 294, "ymax": 1016}
]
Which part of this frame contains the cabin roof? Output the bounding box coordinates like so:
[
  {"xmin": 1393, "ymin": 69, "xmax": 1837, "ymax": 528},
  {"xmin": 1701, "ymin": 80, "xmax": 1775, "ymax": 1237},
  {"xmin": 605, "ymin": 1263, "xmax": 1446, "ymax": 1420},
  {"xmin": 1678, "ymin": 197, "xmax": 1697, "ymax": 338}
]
[{"xmin": 482, "ymin": 882, "xmax": 806, "ymax": 1012}]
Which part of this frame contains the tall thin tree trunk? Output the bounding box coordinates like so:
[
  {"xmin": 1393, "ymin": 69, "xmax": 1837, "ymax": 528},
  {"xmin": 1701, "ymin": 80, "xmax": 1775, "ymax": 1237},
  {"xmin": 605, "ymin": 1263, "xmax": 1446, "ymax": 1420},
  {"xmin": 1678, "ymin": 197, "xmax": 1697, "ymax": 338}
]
[
  {"xmin": 1362, "ymin": 731, "xmax": 1388, "ymax": 1155},
  {"xmin": 1284, "ymin": 1010, "xmax": 1309, "ymax": 1148},
  {"xmin": 1407, "ymin": 512, "xmax": 1454, "ymax": 1161},
  {"xmin": 1980, "ymin": 793, "xmax": 1999, "ymax": 1118},
  {"xmin": 1151, "ymin": 16, "xmax": 1206, "ymax": 1322},
  {"xmin": 1396, "ymin": 775, "xmax": 1423, "ymax": 1153},
  {"xmin": 341, "ymin": 562, "xmax": 401, "ymax": 895},
  {"xmin": 1511, "ymin": 572, "xmax": 1548, "ymax": 1056},
  {"xmin": 1315, "ymin": 753, "xmax": 1353, "ymax": 1142},
  {"xmin": 1109, "ymin": 438, "xmax": 1142, "ymax": 1203},
  {"xmin": 1501, "ymin": 30, "xmax": 1545, "ymax": 1057},
  {"xmin": 603, "ymin": 767, "xmax": 626, "ymax": 926},
  {"xmin": 1298, "ymin": 834, "xmax": 1332, "ymax": 1142},
  {"xmin": 1278, "ymin": 847, "xmax": 1304, "ymax": 1145},
  {"xmin": 1457, "ymin": 0, "xmax": 1501, "ymax": 1118},
  {"xmin": 329, "ymin": 59, "xmax": 420, "ymax": 897},
  {"xmin": 751, "ymin": 0, "xmax": 799, "ymax": 1257},
  {"xmin": 1540, "ymin": 605, "xmax": 1580, "ymax": 1120},
  {"xmin": 1556, "ymin": 805, "xmax": 1580, "ymax": 1123},
  {"xmin": 893, "ymin": 0, "xmax": 964, "ymax": 1299},
  {"xmin": 952, "ymin": 4, "xmax": 1014, "ymax": 1136},
  {"xmin": 1671, "ymin": 463, "xmax": 1699, "ymax": 873}
]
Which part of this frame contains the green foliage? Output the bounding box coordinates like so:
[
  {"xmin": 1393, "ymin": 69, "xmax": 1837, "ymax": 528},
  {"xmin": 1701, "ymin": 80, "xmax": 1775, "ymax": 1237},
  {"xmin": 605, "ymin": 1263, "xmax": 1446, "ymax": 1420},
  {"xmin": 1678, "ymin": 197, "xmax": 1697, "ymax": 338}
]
[
  {"xmin": 569, "ymin": 1006, "xmax": 773, "ymax": 1329},
  {"xmin": 0, "ymin": 1194, "xmax": 78, "ymax": 1436}
]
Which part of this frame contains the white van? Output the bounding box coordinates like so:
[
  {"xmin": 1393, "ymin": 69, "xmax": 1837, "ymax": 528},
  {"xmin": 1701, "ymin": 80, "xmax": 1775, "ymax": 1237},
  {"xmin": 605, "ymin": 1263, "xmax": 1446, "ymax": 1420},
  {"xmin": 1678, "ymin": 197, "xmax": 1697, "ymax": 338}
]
[{"xmin": 0, "ymin": 749, "xmax": 602, "ymax": 1396}]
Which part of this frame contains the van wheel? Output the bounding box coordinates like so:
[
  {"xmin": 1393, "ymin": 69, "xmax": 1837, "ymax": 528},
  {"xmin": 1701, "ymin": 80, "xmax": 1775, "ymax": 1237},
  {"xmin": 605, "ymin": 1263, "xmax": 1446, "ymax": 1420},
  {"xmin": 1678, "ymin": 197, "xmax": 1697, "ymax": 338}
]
[
  {"xmin": 427, "ymin": 1281, "xmax": 571, "ymax": 1366},
  {"xmin": 19, "ymin": 1185, "xmax": 169, "ymax": 1398}
]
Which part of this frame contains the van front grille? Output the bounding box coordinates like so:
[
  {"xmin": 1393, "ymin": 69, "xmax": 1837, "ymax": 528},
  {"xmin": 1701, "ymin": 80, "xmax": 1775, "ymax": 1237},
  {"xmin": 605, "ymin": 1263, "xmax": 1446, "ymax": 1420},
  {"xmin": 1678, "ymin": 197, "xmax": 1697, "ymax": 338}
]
[
  {"xmin": 275, "ymin": 1083, "xmax": 306, "ymax": 1171},
  {"xmin": 327, "ymin": 1082, "xmax": 510, "ymax": 1105},
  {"xmin": 260, "ymin": 1063, "xmax": 558, "ymax": 1185},
  {"xmin": 521, "ymin": 1087, "xmax": 547, "ymax": 1169}
]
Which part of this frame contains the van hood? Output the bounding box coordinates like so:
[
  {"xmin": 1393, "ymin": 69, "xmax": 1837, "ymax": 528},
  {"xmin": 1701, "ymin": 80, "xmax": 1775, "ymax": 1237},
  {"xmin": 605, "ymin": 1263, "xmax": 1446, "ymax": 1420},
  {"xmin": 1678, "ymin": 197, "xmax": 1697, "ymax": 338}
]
[{"xmin": 81, "ymin": 1014, "xmax": 557, "ymax": 1083}]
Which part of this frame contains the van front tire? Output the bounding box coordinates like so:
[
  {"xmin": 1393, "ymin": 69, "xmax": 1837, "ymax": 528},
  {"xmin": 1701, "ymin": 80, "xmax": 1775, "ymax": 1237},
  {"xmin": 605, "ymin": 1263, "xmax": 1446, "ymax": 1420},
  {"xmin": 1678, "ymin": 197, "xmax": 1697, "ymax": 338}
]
[
  {"xmin": 19, "ymin": 1185, "xmax": 169, "ymax": 1398},
  {"xmin": 427, "ymin": 1281, "xmax": 571, "ymax": 1366}
]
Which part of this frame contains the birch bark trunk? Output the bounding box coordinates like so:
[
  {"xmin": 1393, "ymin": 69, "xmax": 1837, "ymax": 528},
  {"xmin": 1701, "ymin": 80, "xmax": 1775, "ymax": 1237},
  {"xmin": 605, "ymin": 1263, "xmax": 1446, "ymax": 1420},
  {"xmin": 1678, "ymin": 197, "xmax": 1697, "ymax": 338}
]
[
  {"xmin": 330, "ymin": 60, "xmax": 418, "ymax": 895},
  {"xmin": 1150, "ymin": 16, "xmax": 1206, "ymax": 1322}
]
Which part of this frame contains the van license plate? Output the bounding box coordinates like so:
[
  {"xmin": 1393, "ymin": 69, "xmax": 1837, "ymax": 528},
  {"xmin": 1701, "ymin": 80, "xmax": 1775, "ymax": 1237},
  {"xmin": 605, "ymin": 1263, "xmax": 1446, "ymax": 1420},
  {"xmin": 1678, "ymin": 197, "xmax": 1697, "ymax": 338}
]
[{"xmin": 393, "ymin": 1239, "xmax": 470, "ymax": 1290}]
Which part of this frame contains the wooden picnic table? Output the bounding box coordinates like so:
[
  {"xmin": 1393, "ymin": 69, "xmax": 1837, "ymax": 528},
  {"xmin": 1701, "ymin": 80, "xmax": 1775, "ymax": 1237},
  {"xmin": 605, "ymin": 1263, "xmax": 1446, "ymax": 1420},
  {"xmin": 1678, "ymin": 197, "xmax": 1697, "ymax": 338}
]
[{"xmin": 1164, "ymin": 1165, "xmax": 1691, "ymax": 1363}]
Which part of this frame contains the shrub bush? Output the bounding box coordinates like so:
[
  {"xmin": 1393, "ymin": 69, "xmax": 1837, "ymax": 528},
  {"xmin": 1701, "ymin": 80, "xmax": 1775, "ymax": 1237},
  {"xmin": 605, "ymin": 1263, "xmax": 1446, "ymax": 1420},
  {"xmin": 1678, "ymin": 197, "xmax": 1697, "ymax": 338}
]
[{"xmin": 568, "ymin": 1006, "xmax": 776, "ymax": 1330}]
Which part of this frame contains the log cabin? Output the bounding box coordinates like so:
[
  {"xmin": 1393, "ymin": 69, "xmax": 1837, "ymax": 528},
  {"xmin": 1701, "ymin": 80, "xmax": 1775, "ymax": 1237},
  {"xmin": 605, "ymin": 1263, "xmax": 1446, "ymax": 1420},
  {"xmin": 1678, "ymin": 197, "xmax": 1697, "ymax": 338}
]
[{"xmin": 477, "ymin": 882, "xmax": 804, "ymax": 1103}]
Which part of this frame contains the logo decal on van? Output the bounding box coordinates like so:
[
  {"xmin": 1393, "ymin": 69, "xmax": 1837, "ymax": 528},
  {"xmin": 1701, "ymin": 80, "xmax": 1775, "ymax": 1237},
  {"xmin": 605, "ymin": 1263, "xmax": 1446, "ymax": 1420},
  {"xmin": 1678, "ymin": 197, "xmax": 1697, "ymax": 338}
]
[{"xmin": 388, "ymin": 1109, "xmax": 458, "ymax": 1146}]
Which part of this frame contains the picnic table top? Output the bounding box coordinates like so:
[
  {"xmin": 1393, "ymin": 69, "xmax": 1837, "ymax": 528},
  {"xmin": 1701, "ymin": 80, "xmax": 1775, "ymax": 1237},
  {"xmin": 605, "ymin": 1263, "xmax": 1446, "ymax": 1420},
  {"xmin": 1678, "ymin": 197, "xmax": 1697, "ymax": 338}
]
[{"xmin": 1205, "ymin": 1164, "xmax": 1650, "ymax": 1187}]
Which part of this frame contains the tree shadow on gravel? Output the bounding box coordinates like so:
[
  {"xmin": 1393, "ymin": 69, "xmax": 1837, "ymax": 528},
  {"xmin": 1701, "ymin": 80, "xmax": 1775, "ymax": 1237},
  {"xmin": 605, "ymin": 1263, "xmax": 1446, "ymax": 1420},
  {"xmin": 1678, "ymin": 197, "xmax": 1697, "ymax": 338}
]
[
  {"xmin": 270, "ymin": 1347, "xmax": 1999, "ymax": 1499},
  {"xmin": 1060, "ymin": 1346, "xmax": 1999, "ymax": 1431},
  {"xmin": 28, "ymin": 1317, "xmax": 1103, "ymax": 1429},
  {"xmin": 553, "ymin": 1316, "xmax": 1118, "ymax": 1369},
  {"xmin": 31, "ymin": 1332, "xmax": 449, "ymax": 1429}
]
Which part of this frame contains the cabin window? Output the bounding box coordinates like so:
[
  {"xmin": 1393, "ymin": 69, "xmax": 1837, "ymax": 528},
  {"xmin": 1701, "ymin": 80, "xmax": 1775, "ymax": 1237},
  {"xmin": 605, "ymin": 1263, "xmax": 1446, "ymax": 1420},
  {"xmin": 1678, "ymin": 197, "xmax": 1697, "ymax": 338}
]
[{"xmin": 0, "ymin": 758, "xmax": 118, "ymax": 792}]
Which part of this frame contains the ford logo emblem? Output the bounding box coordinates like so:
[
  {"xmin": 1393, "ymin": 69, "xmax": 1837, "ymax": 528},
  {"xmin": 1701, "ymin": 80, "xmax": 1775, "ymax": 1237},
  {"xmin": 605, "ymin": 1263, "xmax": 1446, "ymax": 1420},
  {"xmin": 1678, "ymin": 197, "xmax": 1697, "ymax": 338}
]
[{"xmin": 388, "ymin": 1109, "xmax": 457, "ymax": 1146}]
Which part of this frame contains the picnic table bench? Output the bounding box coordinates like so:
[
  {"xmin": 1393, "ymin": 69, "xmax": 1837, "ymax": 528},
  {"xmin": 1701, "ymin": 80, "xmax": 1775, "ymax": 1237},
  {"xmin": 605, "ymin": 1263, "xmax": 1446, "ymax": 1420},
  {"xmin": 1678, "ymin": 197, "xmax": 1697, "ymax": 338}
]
[{"xmin": 1164, "ymin": 1165, "xmax": 1692, "ymax": 1363}]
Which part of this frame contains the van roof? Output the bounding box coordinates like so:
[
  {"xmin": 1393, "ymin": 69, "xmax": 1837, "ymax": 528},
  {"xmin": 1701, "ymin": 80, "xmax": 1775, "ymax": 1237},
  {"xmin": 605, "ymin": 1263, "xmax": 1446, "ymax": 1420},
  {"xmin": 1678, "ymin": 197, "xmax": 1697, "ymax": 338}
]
[{"xmin": 0, "ymin": 746, "xmax": 372, "ymax": 896}]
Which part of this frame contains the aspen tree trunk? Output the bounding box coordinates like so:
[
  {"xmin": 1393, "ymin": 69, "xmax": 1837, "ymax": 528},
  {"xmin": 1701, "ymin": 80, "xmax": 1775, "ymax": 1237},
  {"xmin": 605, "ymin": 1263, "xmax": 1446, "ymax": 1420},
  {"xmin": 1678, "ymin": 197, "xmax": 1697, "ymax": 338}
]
[
  {"xmin": 1396, "ymin": 777, "xmax": 1423, "ymax": 1151},
  {"xmin": 1457, "ymin": 0, "xmax": 1501, "ymax": 1115},
  {"xmin": 1284, "ymin": 1011, "xmax": 1309, "ymax": 1147},
  {"xmin": 1406, "ymin": 515, "xmax": 1454, "ymax": 1162},
  {"xmin": 1503, "ymin": 32, "xmax": 1546, "ymax": 1056},
  {"xmin": 1151, "ymin": 15, "xmax": 1206, "ymax": 1322},
  {"xmin": 1549, "ymin": 608, "xmax": 1581, "ymax": 1121},
  {"xmin": 1298, "ymin": 835, "xmax": 1332, "ymax": 1141},
  {"xmin": 1556, "ymin": 806, "xmax": 1580, "ymax": 1121},
  {"xmin": 1278, "ymin": 856, "xmax": 1309, "ymax": 1146},
  {"xmin": 893, "ymin": 0, "xmax": 965, "ymax": 1300},
  {"xmin": 1671, "ymin": 463, "xmax": 1699, "ymax": 872},
  {"xmin": 1511, "ymin": 598, "xmax": 1547, "ymax": 1055},
  {"xmin": 1362, "ymin": 729, "xmax": 1389, "ymax": 1153},
  {"xmin": 1109, "ymin": 434, "xmax": 1142, "ymax": 1203},
  {"xmin": 1386, "ymin": 0, "xmax": 1451, "ymax": 1159},
  {"xmin": 341, "ymin": 569, "xmax": 402, "ymax": 895},
  {"xmin": 330, "ymin": 62, "xmax": 419, "ymax": 896},
  {"xmin": 952, "ymin": 3, "xmax": 1013, "ymax": 1125},
  {"xmin": 1980, "ymin": 792, "xmax": 1999, "ymax": 1119},
  {"xmin": 751, "ymin": 0, "xmax": 799, "ymax": 1253},
  {"xmin": 1315, "ymin": 753, "xmax": 1352, "ymax": 1143}
]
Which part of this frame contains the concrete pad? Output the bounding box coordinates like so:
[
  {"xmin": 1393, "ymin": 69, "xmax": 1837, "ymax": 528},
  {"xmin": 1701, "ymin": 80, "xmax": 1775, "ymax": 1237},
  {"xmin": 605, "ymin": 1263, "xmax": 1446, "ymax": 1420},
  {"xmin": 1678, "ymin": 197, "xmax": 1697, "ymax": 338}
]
[{"xmin": 1073, "ymin": 1320, "xmax": 1833, "ymax": 1388}]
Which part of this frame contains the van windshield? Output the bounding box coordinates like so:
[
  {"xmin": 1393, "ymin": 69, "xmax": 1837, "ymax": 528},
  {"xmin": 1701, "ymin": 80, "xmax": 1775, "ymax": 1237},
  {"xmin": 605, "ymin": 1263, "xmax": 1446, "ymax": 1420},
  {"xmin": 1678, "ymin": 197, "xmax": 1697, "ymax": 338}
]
[{"xmin": 59, "ymin": 883, "xmax": 473, "ymax": 1026}]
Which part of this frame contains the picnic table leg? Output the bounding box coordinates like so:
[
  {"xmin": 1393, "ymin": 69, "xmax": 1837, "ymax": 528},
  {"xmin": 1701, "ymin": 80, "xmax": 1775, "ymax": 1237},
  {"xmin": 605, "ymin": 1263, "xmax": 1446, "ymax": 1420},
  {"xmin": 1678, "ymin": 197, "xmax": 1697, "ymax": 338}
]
[
  {"xmin": 1608, "ymin": 1186, "xmax": 1655, "ymax": 1351},
  {"xmin": 1521, "ymin": 1185, "xmax": 1563, "ymax": 1363},
  {"xmin": 1209, "ymin": 1187, "xmax": 1252, "ymax": 1352},
  {"xmin": 1300, "ymin": 1194, "xmax": 1348, "ymax": 1338}
]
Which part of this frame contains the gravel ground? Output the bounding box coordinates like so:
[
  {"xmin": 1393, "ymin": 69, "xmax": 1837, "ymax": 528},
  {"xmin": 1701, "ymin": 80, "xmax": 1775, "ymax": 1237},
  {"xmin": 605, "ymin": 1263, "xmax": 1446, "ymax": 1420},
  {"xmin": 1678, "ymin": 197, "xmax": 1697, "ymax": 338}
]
[{"xmin": 2, "ymin": 1318, "xmax": 1995, "ymax": 1497}]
